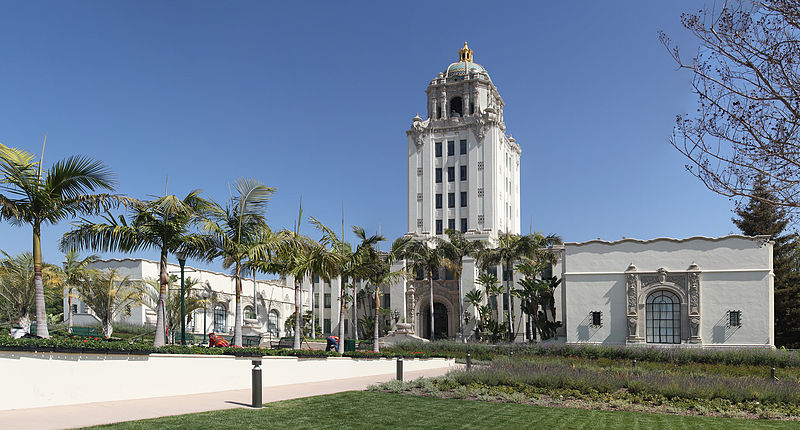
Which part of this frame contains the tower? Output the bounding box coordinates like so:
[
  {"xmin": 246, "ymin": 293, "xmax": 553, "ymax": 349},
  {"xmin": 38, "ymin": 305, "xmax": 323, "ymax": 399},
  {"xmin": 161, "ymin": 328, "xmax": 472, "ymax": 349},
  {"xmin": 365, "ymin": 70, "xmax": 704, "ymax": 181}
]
[{"xmin": 406, "ymin": 43, "xmax": 521, "ymax": 243}]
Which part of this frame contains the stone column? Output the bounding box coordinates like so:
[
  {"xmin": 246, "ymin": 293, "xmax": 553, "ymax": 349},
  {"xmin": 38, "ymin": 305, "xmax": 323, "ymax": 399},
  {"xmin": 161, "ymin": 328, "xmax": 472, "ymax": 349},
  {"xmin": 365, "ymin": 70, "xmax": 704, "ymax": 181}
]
[
  {"xmin": 625, "ymin": 263, "xmax": 642, "ymax": 344},
  {"xmin": 688, "ymin": 263, "xmax": 702, "ymax": 344}
]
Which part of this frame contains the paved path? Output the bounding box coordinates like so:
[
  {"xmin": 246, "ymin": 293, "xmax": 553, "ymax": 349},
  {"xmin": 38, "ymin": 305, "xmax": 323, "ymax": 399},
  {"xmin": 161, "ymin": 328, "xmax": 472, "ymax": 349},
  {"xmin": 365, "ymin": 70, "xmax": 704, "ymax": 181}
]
[{"xmin": 0, "ymin": 367, "xmax": 453, "ymax": 430}]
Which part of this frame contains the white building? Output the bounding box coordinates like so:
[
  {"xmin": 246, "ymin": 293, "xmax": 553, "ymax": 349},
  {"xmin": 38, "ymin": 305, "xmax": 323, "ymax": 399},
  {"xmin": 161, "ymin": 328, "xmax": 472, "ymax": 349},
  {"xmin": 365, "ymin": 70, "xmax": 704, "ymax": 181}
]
[
  {"xmin": 386, "ymin": 44, "xmax": 775, "ymax": 348},
  {"xmin": 68, "ymin": 44, "xmax": 775, "ymax": 348},
  {"xmin": 557, "ymin": 235, "xmax": 774, "ymax": 347},
  {"xmin": 407, "ymin": 42, "xmax": 520, "ymax": 241},
  {"xmin": 65, "ymin": 258, "xmax": 303, "ymax": 342}
]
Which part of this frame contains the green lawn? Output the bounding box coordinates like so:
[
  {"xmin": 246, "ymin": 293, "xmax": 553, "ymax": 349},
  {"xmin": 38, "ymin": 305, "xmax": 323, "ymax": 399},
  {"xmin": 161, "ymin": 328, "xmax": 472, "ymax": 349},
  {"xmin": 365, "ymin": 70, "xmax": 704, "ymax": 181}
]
[{"xmin": 83, "ymin": 391, "xmax": 800, "ymax": 429}]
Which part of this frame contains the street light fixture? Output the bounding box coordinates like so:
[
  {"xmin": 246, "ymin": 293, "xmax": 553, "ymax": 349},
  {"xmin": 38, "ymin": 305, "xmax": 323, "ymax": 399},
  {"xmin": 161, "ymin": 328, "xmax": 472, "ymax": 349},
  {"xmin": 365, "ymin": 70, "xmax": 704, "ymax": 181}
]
[
  {"xmin": 201, "ymin": 290, "xmax": 210, "ymax": 345},
  {"xmin": 176, "ymin": 251, "xmax": 187, "ymax": 345}
]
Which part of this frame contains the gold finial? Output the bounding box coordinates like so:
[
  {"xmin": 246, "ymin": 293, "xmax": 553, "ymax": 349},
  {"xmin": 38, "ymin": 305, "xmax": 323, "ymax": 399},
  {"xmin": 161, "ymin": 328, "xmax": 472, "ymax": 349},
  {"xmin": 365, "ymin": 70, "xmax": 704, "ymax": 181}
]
[{"xmin": 458, "ymin": 41, "xmax": 473, "ymax": 62}]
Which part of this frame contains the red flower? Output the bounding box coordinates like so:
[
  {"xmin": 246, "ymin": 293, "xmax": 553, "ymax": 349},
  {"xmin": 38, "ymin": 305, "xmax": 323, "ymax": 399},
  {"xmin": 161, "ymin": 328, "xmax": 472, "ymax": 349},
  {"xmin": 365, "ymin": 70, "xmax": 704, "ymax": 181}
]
[{"xmin": 82, "ymin": 340, "xmax": 87, "ymax": 343}]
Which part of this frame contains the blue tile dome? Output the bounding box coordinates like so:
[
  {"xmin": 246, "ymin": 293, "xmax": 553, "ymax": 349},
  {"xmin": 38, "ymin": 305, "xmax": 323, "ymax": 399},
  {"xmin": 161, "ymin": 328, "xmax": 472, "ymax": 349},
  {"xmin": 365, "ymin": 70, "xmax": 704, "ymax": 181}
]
[
  {"xmin": 444, "ymin": 42, "xmax": 488, "ymax": 78},
  {"xmin": 445, "ymin": 61, "xmax": 486, "ymax": 77}
]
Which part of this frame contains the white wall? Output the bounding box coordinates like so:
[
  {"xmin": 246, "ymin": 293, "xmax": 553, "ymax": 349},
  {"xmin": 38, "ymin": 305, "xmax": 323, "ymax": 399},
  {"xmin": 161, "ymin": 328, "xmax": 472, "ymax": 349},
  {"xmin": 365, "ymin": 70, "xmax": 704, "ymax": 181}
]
[
  {"xmin": 0, "ymin": 351, "xmax": 456, "ymax": 410},
  {"xmin": 67, "ymin": 259, "xmax": 303, "ymax": 339},
  {"xmin": 563, "ymin": 235, "xmax": 773, "ymax": 347}
]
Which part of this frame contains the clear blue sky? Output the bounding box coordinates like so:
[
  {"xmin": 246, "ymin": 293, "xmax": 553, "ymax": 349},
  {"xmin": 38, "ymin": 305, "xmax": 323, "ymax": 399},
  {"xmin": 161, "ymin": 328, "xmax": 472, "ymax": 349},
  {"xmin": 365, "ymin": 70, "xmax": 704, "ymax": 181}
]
[{"xmin": 0, "ymin": 1, "xmax": 738, "ymax": 273}]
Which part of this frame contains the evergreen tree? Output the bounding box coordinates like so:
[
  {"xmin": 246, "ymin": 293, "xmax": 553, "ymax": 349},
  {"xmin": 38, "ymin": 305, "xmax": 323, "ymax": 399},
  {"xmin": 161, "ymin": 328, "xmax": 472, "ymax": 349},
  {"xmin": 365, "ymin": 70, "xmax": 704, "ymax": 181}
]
[{"xmin": 732, "ymin": 177, "xmax": 800, "ymax": 348}]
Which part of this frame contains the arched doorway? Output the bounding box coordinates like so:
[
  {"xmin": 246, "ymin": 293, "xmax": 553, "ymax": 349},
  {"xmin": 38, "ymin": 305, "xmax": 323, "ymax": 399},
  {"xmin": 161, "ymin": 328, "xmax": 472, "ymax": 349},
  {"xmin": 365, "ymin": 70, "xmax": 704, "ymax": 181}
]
[
  {"xmin": 422, "ymin": 302, "xmax": 449, "ymax": 340},
  {"xmin": 646, "ymin": 290, "xmax": 681, "ymax": 344}
]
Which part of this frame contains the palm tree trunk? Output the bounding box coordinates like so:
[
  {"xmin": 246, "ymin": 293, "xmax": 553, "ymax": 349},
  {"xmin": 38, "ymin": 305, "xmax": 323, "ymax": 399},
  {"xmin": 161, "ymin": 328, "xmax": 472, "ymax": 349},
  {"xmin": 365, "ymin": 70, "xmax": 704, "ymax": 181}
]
[
  {"xmin": 293, "ymin": 278, "xmax": 301, "ymax": 349},
  {"xmin": 33, "ymin": 224, "xmax": 50, "ymax": 338},
  {"xmin": 429, "ymin": 274, "xmax": 435, "ymax": 341},
  {"xmin": 337, "ymin": 276, "xmax": 344, "ymax": 353},
  {"xmin": 103, "ymin": 315, "xmax": 113, "ymax": 338},
  {"xmin": 457, "ymin": 268, "xmax": 463, "ymax": 342},
  {"xmin": 506, "ymin": 262, "xmax": 513, "ymax": 342},
  {"xmin": 310, "ymin": 277, "xmax": 316, "ymax": 339},
  {"xmin": 353, "ymin": 280, "xmax": 358, "ymax": 341},
  {"xmin": 234, "ymin": 264, "xmax": 243, "ymax": 346},
  {"xmin": 153, "ymin": 249, "xmax": 168, "ymax": 347},
  {"xmin": 373, "ymin": 288, "xmax": 380, "ymax": 352}
]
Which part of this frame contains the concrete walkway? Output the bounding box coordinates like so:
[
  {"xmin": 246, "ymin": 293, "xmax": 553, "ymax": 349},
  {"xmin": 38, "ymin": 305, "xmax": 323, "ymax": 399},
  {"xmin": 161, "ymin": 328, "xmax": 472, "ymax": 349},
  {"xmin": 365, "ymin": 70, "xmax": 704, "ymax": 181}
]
[{"xmin": 0, "ymin": 367, "xmax": 453, "ymax": 430}]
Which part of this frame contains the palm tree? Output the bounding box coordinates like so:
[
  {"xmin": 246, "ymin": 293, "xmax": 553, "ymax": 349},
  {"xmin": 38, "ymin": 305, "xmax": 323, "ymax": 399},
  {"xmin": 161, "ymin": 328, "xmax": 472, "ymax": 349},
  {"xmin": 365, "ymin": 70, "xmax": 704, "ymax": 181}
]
[
  {"xmin": 0, "ymin": 251, "xmax": 63, "ymax": 333},
  {"xmin": 62, "ymin": 250, "xmax": 99, "ymax": 334},
  {"xmin": 61, "ymin": 190, "xmax": 211, "ymax": 347},
  {"xmin": 141, "ymin": 275, "xmax": 207, "ymax": 341},
  {"xmin": 514, "ymin": 262, "xmax": 562, "ymax": 342},
  {"xmin": 437, "ymin": 229, "xmax": 486, "ymax": 342},
  {"xmin": 1, "ymin": 142, "xmax": 119, "ymax": 337},
  {"xmin": 363, "ymin": 236, "xmax": 408, "ymax": 352},
  {"xmin": 310, "ymin": 218, "xmax": 398, "ymax": 352},
  {"xmin": 478, "ymin": 232, "xmax": 562, "ymax": 341},
  {"xmin": 199, "ymin": 179, "xmax": 277, "ymax": 347},
  {"xmin": 72, "ymin": 268, "xmax": 141, "ymax": 338},
  {"xmin": 398, "ymin": 238, "xmax": 445, "ymax": 341}
]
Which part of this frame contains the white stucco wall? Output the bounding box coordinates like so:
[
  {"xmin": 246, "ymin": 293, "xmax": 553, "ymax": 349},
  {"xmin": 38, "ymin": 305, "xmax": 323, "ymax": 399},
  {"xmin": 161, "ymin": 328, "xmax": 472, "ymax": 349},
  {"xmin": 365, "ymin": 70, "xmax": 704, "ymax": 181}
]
[
  {"xmin": 67, "ymin": 259, "xmax": 302, "ymax": 339},
  {"xmin": 0, "ymin": 351, "xmax": 456, "ymax": 410},
  {"xmin": 562, "ymin": 235, "xmax": 773, "ymax": 347}
]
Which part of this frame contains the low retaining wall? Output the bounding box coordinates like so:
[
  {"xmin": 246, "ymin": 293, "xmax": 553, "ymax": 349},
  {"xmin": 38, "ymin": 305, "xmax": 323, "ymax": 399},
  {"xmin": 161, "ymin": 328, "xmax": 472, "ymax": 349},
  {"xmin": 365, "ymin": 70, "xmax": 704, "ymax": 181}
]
[{"xmin": 0, "ymin": 351, "xmax": 455, "ymax": 410}]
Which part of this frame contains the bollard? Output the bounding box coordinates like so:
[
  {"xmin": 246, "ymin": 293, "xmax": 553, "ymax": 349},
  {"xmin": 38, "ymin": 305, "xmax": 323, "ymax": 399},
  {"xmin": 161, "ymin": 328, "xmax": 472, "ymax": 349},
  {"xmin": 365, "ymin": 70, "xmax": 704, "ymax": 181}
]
[
  {"xmin": 771, "ymin": 367, "xmax": 776, "ymax": 381},
  {"xmin": 632, "ymin": 359, "xmax": 637, "ymax": 368},
  {"xmin": 397, "ymin": 356, "xmax": 404, "ymax": 381},
  {"xmin": 466, "ymin": 352, "xmax": 472, "ymax": 371},
  {"xmin": 252, "ymin": 360, "xmax": 262, "ymax": 408}
]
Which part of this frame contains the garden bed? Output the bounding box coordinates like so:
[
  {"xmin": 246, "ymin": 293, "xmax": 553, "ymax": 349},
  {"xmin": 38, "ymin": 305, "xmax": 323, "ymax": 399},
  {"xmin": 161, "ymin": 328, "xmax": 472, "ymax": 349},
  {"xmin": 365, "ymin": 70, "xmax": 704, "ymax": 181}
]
[{"xmin": 370, "ymin": 356, "xmax": 800, "ymax": 421}]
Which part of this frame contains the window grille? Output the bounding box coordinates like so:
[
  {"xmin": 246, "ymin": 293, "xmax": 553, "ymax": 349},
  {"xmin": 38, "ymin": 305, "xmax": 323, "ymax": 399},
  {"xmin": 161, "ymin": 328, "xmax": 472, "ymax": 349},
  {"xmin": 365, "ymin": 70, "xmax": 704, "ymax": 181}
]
[
  {"xmin": 728, "ymin": 310, "xmax": 742, "ymax": 327},
  {"xmin": 646, "ymin": 291, "xmax": 681, "ymax": 344},
  {"xmin": 417, "ymin": 218, "xmax": 423, "ymax": 228},
  {"xmin": 417, "ymin": 193, "xmax": 423, "ymax": 201},
  {"xmin": 477, "ymin": 188, "xmax": 484, "ymax": 197},
  {"xmin": 477, "ymin": 215, "xmax": 484, "ymax": 224},
  {"xmin": 417, "ymin": 167, "xmax": 423, "ymax": 176},
  {"xmin": 477, "ymin": 161, "xmax": 484, "ymax": 170},
  {"xmin": 590, "ymin": 311, "xmax": 602, "ymax": 327}
]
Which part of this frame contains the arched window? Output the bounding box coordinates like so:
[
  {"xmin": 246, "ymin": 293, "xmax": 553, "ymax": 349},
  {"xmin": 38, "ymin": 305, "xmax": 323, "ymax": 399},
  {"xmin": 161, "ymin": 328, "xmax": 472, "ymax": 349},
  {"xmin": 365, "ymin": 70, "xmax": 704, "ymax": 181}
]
[
  {"xmin": 646, "ymin": 291, "xmax": 681, "ymax": 344},
  {"xmin": 450, "ymin": 96, "xmax": 463, "ymax": 117},
  {"xmin": 244, "ymin": 305, "xmax": 255, "ymax": 320},
  {"xmin": 213, "ymin": 304, "xmax": 227, "ymax": 333},
  {"xmin": 268, "ymin": 310, "xmax": 280, "ymax": 337}
]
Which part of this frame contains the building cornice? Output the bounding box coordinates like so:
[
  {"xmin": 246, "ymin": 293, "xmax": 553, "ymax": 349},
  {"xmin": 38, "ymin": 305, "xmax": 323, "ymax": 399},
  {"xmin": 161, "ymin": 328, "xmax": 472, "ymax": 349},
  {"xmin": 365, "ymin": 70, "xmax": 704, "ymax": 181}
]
[
  {"xmin": 565, "ymin": 234, "xmax": 773, "ymax": 247},
  {"xmin": 93, "ymin": 257, "xmax": 286, "ymax": 285}
]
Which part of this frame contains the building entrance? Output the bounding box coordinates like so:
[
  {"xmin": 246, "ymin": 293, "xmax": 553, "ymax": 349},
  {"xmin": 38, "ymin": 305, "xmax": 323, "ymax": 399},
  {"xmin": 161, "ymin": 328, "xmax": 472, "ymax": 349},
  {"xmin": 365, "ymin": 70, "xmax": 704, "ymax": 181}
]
[{"xmin": 423, "ymin": 302, "xmax": 449, "ymax": 340}]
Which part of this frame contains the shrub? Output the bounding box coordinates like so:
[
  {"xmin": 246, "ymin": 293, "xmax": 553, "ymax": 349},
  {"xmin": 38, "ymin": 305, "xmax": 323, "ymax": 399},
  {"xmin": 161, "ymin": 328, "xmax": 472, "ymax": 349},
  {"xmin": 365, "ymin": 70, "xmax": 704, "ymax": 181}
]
[
  {"xmin": 452, "ymin": 357, "xmax": 800, "ymax": 404},
  {"xmin": 387, "ymin": 340, "xmax": 800, "ymax": 368}
]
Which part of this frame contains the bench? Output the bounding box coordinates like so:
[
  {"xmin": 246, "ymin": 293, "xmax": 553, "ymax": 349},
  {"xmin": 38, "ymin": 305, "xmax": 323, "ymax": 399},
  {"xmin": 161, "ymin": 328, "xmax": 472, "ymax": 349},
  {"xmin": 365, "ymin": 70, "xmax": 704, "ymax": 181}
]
[
  {"xmin": 270, "ymin": 337, "xmax": 294, "ymax": 349},
  {"xmin": 357, "ymin": 341, "xmax": 373, "ymax": 351},
  {"xmin": 242, "ymin": 335, "xmax": 262, "ymax": 347}
]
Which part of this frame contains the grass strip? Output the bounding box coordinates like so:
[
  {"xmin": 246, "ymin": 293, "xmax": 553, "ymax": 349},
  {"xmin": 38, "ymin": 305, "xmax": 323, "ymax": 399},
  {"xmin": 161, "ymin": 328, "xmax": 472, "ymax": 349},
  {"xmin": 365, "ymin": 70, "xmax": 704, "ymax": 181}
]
[{"xmin": 82, "ymin": 391, "xmax": 798, "ymax": 429}]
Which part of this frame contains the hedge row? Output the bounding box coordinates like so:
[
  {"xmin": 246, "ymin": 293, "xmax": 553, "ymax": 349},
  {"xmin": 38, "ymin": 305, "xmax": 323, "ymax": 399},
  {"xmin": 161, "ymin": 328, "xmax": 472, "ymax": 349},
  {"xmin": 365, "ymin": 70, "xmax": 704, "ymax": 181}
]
[
  {"xmin": 0, "ymin": 335, "xmax": 441, "ymax": 359},
  {"xmin": 388, "ymin": 340, "xmax": 800, "ymax": 367}
]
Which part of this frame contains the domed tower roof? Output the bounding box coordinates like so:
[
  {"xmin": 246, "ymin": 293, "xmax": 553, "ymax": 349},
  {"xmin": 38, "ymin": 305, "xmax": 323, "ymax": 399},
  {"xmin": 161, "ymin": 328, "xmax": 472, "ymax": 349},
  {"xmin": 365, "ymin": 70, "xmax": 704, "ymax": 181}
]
[{"xmin": 444, "ymin": 42, "xmax": 487, "ymax": 78}]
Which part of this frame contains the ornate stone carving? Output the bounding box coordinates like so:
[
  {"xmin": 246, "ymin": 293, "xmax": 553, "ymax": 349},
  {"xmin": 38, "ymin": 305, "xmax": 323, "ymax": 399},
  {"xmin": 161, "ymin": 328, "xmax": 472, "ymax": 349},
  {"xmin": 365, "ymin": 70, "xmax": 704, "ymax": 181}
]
[
  {"xmin": 626, "ymin": 273, "xmax": 638, "ymax": 315},
  {"xmin": 689, "ymin": 315, "xmax": 700, "ymax": 338},
  {"xmin": 689, "ymin": 272, "xmax": 700, "ymax": 315},
  {"xmin": 627, "ymin": 316, "xmax": 637, "ymax": 337},
  {"xmin": 405, "ymin": 284, "xmax": 416, "ymax": 329},
  {"xmin": 407, "ymin": 117, "xmax": 428, "ymax": 147},
  {"xmin": 657, "ymin": 267, "xmax": 667, "ymax": 283}
]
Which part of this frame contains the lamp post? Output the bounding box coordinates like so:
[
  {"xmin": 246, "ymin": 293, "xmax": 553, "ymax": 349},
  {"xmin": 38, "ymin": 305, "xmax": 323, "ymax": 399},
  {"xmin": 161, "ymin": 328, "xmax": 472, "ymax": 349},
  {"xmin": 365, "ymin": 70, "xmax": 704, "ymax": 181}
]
[
  {"xmin": 202, "ymin": 290, "xmax": 209, "ymax": 345},
  {"xmin": 177, "ymin": 251, "xmax": 187, "ymax": 345}
]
